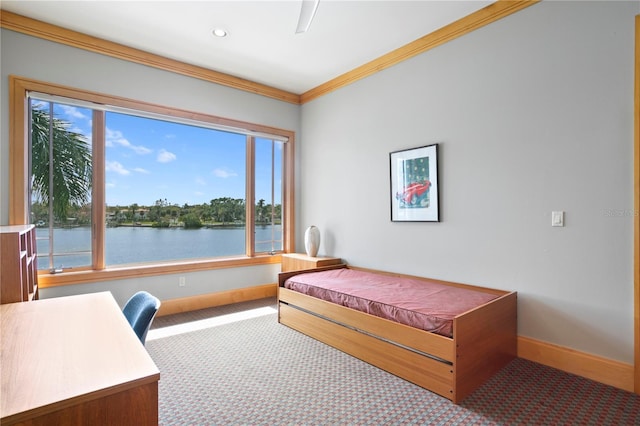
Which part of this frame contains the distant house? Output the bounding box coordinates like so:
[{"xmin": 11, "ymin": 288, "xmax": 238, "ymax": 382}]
[{"xmin": 134, "ymin": 209, "xmax": 149, "ymax": 220}]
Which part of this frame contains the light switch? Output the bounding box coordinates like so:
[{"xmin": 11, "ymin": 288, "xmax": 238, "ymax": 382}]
[{"xmin": 551, "ymin": 211, "xmax": 564, "ymax": 227}]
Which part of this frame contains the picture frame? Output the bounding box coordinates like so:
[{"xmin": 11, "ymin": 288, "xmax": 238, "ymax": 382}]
[{"xmin": 390, "ymin": 144, "xmax": 439, "ymax": 222}]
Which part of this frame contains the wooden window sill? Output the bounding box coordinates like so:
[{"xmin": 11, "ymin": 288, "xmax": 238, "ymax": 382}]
[{"xmin": 38, "ymin": 255, "xmax": 282, "ymax": 288}]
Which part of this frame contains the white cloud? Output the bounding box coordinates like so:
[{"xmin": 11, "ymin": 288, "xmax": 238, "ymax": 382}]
[
  {"xmin": 133, "ymin": 167, "xmax": 150, "ymax": 174},
  {"xmin": 157, "ymin": 149, "xmax": 177, "ymax": 163},
  {"xmin": 106, "ymin": 161, "xmax": 130, "ymax": 175},
  {"xmin": 131, "ymin": 145, "xmax": 153, "ymax": 155},
  {"xmin": 59, "ymin": 105, "xmax": 88, "ymax": 120},
  {"xmin": 213, "ymin": 168, "xmax": 238, "ymax": 178},
  {"xmin": 195, "ymin": 177, "xmax": 206, "ymax": 186},
  {"xmin": 106, "ymin": 127, "xmax": 152, "ymax": 155}
]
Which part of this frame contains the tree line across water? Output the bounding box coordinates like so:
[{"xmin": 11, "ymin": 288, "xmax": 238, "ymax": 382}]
[{"xmin": 32, "ymin": 197, "xmax": 282, "ymax": 229}]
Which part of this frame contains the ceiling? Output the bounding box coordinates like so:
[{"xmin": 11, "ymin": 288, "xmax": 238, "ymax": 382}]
[{"xmin": 1, "ymin": 1, "xmax": 495, "ymax": 95}]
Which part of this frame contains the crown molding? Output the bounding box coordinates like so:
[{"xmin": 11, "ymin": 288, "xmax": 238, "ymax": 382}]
[
  {"xmin": 1, "ymin": 1, "xmax": 539, "ymax": 105},
  {"xmin": 0, "ymin": 10, "xmax": 301, "ymax": 105}
]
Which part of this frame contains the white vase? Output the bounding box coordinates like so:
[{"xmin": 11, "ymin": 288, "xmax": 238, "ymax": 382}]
[{"xmin": 304, "ymin": 226, "xmax": 321, "ymax": 257}]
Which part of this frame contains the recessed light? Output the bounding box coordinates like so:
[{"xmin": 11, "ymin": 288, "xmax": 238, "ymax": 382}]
[{"xmin": 212, "ymin": 28, "xmax": 228, "ymax": 38}]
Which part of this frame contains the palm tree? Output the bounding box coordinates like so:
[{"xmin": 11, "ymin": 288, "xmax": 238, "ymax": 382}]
[
  {"xmin": 30, "ymin": 107, "xmax": 92, "ymax": 222},
  {"xmin": 257, "ymin": 199, "xmax": 265, "ymax": 223}
]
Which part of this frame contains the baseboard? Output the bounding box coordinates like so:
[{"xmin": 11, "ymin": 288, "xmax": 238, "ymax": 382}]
[
  {"xmin": 518, "ymin": 336, "xmax": 634, "ymax": 392},
  {"xmin": 157, "ymin": 283, "xmax": 277, "ymax": 317}
]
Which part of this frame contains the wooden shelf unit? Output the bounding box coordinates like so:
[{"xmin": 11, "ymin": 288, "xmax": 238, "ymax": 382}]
[
  {"xmin": 281, "ymin": 253, "xmax": 342, "ymax": 272},
  {"xmin": 0, "ymin": 225, "xmax": 39, "ymax": 304}
]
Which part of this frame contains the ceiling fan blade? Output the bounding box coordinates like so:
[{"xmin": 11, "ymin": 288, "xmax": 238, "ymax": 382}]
[{"xmin": 295, "ymin": 0, "xmax": 320, "ymax": 34}]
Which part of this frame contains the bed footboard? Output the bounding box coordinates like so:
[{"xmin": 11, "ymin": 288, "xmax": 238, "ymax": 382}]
[
  {"xmin": 453, "ymin": 291, "xmax": 517, "ymax": 401},
  {"xmin": 278, "ymin": 289, "xmax": 456, "ymax": 399}
]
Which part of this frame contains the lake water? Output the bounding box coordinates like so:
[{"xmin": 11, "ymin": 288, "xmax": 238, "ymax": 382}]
[{"xmin": 35, "ymin": 225, "xmax": 282, "ymax": 271}]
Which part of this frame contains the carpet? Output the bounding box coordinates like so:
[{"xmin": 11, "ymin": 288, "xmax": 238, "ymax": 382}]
[{"xmin": 146, "ymin": 298, "xmax": 640, "ymax": 425}]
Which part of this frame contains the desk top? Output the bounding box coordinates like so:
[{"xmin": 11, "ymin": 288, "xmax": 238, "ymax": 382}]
[{"xmin": 1, "ymin": 292, "xmax": 160, "ymax": 423}]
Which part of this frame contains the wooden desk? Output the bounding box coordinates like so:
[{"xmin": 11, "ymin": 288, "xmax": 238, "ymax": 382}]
[{"xmin": 1, "ymin": 292, "xmax": 160, "ymax": 425}]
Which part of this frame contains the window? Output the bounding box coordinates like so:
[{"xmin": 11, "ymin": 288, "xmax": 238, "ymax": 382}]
[
  {"xmin": 11, "ymin": 77, "xmax": 294, "ymax": 284},
  {"xmin": 254, "ymin": 137, "xmax": 284, "ymax": 254},
  {"xmin": 30, "ymin": 100, "xmax": 94, "ymax": 271}
]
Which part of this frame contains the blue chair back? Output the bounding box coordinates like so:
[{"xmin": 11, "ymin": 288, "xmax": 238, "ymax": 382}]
[{"xmin": 123, "ymin": 291, "xmax": 161, "ymax": 345}]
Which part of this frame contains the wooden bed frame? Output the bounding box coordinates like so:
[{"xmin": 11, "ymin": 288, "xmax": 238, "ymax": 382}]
[{"xmin": 277, "ymin": 264, "xmax": 517, "ymax": 403}]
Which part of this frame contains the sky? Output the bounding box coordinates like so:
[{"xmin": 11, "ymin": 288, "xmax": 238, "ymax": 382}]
[{"xmin": 39, "ymin": 100, "xmax": 282, "ymax": 207}]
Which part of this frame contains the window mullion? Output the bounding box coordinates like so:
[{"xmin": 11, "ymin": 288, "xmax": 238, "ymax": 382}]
[
  {"xmin": 283, "ymin": 136, "xmax": 294, "ymax": 253},
  {"xmin": 47, "ymin": 102, "xmax": 55, "ymax": 271},
  {"xmin": 270, "ymin": 140, "xmax": 276, "ymax": 253},
  {"xmin": 92, "ymin": 110, "xmax": 106, "ymax": 270},
  {"xmin": 246, "ymin": 136, "xmax": 256, "ymax": 256}
]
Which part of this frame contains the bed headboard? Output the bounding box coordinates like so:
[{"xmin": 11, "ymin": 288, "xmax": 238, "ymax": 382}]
[{"xmin": 278, "ymin": 263, "xmax": 347, "ymax": 287}]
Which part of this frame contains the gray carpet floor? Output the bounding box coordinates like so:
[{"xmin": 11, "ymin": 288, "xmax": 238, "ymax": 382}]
[{"xmin": 146, "ymin": 298, "xmax": 640, "ymax": 425}]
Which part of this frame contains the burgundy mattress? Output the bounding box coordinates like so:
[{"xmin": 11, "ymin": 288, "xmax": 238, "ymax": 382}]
[{"xmin": 284, "ymin": 268, "xmax": 500, "ymax": 337}]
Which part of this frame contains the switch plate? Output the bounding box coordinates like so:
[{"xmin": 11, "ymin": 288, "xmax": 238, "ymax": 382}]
[{"xmin": 551, "ymin": 211, "xmax": 564, "ymax": 227}]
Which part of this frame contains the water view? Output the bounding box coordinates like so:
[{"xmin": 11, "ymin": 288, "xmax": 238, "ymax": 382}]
[{"xmin": 36, "ymin": 225, "xmax": 282, "ymax": 271}]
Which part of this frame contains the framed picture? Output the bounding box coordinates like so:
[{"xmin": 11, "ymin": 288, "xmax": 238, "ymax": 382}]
[{"xmin": 390, "ymin": 144, "xmax": 439, "ymax": 222}]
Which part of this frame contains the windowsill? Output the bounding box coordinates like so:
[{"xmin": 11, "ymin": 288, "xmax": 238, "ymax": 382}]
[{"xmin": 38, "ymin": 254, "xmax": 283, "ymax": 288}]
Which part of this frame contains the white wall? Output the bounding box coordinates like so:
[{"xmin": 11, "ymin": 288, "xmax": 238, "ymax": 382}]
[
  {"xmin": 38, "ymin": 265, "xmax": 280, "ymax": 308},
  {"xmin": 299, "ymin": 1, "xmax": 638, "ymax": 363},
  {"xmin": 0, "ymin": 29, "xmax": 299, "ymax": 304},
  {"xmin": 1, "ymin": 1, "xmax": 638, "ymax": 364}
]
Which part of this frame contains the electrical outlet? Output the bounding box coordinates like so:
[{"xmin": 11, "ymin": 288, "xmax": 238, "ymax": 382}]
[{"xmin": 179, "ymin": 276, "xmax": 186, "ymax": 287}]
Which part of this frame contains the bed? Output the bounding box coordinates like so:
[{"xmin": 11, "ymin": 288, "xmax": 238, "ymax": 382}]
[{"xmin": 277, "ymin": 264, "xmax": 517, "ymax": 403}]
